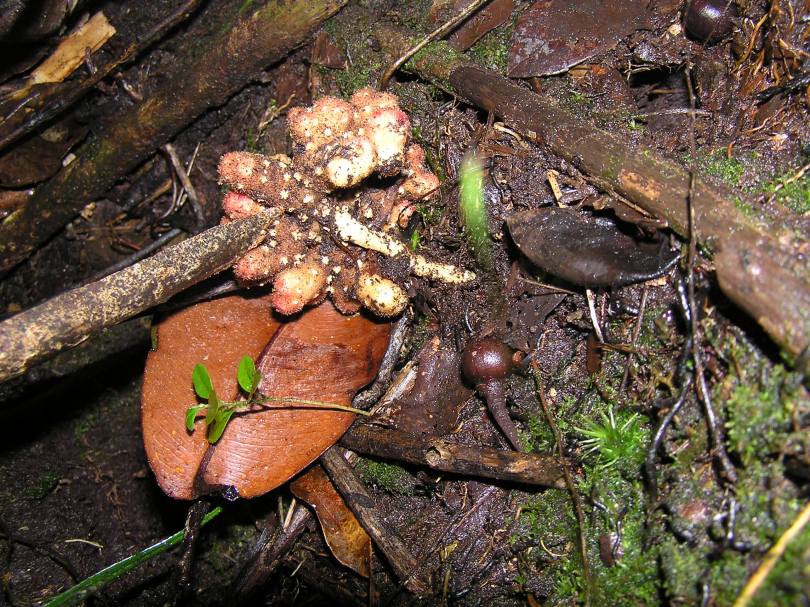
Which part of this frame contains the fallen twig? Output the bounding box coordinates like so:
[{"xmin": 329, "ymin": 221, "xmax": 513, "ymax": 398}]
[
  {"xmin": 341, "ymin": 423, "xmax": 567, "ymax": 488},
  {"xmin": 233, "ymin": 503, "xmax": 311, "ymax": 604},
  {"xmin": 0, "ymin": 211, "xmax": 275, "ymax": 383},
  {"xmin": 163, "ymin": 142, "xmax": 204, "ymax": 229},
  {"xmin": 320, "ymin": 446, "xmax": 431, "ymax": 595},
  {"xmin": 378, "ymin": 0, "xmax": 491, "ymax": 90}
]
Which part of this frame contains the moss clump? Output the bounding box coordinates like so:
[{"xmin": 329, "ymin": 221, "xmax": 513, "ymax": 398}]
[
  {"xmin": 709, "ymin": 326, "xmax": 806, "ymax": 467},
  {"xmin": 691, "ymin": 149, "xmax": 746, "ymax": 186},
  {"xmin": 733, "ymin": 196, "xmax": 759, "ymax": 218},
  {"xmin": 356, "ymin": 458, "xmax": 416, "ymax": 495},
  {"xmin": 332, "ymin": 59, "xmax": 383, "ymax": 97},
  {"xmin": 468, "ymin": 20, "xmax": 513, "ymax": 73},
  {"xmin": 580, "ymin": 463, "xmax": 660, "ymax": 606},
  {"xmin": 762, "ymin": 170, "xmax": 810, "ymax": 214},
  {"xmin": 74, "ymin": 406, "xmax": 102, "ymax": 440},
  {"xmin": 660, "ymin": 537, "xmax": 704, "ymax": 604}
]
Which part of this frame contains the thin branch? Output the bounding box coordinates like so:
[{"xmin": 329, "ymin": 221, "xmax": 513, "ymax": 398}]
[
  {"xmin": 0, "ymin": 211, "xmax": 276, "ymax": 384},
  {"xmin": 320, "ymin": 446, "xmax": 431, "ymax": 595},
  {"xmin": 340, "ymin": 423, "xmax": 567, "ymax": 488},
  {"xmin": 85, "ymin": 228, "xmax": 183, "ymax": 284},
  {"xmin": 619, "ymin": 285, "xmax": 648, "ymax": 394},
  {"xmin": 164, "ymin": 142, "xmax": 205, "ymax": 229}
]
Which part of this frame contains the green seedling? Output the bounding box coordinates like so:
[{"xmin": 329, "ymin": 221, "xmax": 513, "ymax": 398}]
[{"xmin": 186, "ymin": 355, "xmax": 369, "ymax": 444}]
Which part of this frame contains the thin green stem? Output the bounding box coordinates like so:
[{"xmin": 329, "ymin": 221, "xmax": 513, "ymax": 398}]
[
  {"xmin": 256, "ymin": 395, "xmax": 371, "ymax": 416},
  {"xmin": 44, "ymin": 507, "xmax": 223, "ymax": 607}
]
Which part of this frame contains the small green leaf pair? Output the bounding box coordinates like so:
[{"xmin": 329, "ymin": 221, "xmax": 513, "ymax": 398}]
[
  {"xmin": 186, "ymin": 356, "xmax": 262, "ymax": 444},
  {"xmin": 184, "ymin": 354, "xmax": 370, "ymax": 445}
]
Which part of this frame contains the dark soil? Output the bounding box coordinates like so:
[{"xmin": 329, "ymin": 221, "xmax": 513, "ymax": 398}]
[{"xmin": 1, "ymin": 1, "xmax": 809, "ymax": 606}]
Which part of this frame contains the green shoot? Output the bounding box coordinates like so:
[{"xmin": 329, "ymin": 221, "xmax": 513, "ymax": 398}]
[
  {"xmin": 185, "ymin": 356, "xmax": 370, "ymax": 444},
  {"xmin": 459, "ymin": 153, "xmax": 494, "ymax": 274},
  {"xmin": 410, "ymin": 228, "xmax": 421, "ymax": 250}
]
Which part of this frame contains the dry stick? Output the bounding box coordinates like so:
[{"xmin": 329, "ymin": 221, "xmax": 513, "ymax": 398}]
[
  {"xmin": 0, "ymin": 211, "xmax": 275, "ymax": 383},
  {"xmin": 377, "ymin": 30, "xmax": 810, "ymax": 370},
  {"xmin": 233, "ymin": 503, "xmax": 312, "ymax": 604},
  {"xmin": 733, "ymin": 500, "xmax": 810, "ymax": 607},
  {"xmin": 684, "ymin": 65, "xmax": 737, "ymax": 484},
  {"xmin": 619, "ymin": 286, "xmax": 649, "ymax": 395},
  {"xmin": 377, "ymin": 0, "xmax": 491, "ymax": 90},
  {"xmin": 163, "ymin": 143, "xmax": 205, "ymax": 229},
  {"xmin": 0, "ymin": 0, "xmax": 348, "ymax": 275},
  {"xmin": 320, "ymin": 446, "xmax": 431, "ymax": 596},
  {"xmin": 340, "ymin": 423, "xmax": 567, "ymax": 488},
  {"xmin": 531, "ymin": 360, "xmax": 592, "ymax": 607},
  {"xmin": 0, "ymin": 0, "xmax": 205, "ymax": 153}
]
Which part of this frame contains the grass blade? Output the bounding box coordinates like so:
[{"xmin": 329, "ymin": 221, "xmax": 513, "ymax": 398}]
[{"xmin": 43, "ymin": 506, "xmax": 223, "ymax": 607}]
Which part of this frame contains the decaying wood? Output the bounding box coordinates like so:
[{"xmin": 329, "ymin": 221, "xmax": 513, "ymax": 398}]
[
  {"xmin": 0, "ymin": 0, "xmax": 203, "ymax": 153},
  {"xmin": 379, "ymin": 29, "xmax": 810, "ymax": 370},
  {"xmin": 27, "ymin": 12, "xmax": 116, "ymax": 86},
  {"xmin": 340, "ymin": 423, "xmax": 567, "ymax": 488},
  {"xmin": 320, "ymin": 446, "xmax": 432, "ymax": 596},
  {"xmin": 0, "ymin": 0, "xmax": 348, "ymax": 275},
  {"xmin": 0, "ymin": 211, "xmax": 274, "ymax": 383}
]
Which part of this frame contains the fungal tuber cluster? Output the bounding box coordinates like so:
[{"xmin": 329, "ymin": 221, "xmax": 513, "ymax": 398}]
[{"xmin": 218, "ymin": 88, "xmax": 474, "ymax": 317}]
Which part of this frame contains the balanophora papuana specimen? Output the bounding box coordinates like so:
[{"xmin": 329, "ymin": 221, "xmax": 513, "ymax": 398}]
[{"xmin": 219, "ymin": 88, "xmax": 474, "ymax": 317}]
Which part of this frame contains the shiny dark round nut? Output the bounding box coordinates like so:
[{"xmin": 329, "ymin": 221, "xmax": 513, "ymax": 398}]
[
  {"xmin": 461, "ymin": 338, "xmax": 514, "ymax": 384},
  {"xmin": 685, "ymin": 0, "xmax": 737, "ymax": 43}
]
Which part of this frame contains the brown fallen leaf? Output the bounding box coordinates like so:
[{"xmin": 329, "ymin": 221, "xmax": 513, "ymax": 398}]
[
  {"xmin": 142, "ymin": 294, "xmax": 391, "ymax": 499},
  {"xmin": 290, "ymin": 464, "xmax": 371, "ymax": 577},
  {"xmin": 508, "ymin": 0, "xmax": 651, "ymax": 77},
  {"xmin": 507, "ymin": 207, "xmax": 679, "ymax": 288}
]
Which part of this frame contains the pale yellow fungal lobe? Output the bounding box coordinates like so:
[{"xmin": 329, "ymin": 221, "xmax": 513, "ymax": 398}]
[{"xmin": 356, "ymin": 273, "xmax": 408, "ymax": 317}]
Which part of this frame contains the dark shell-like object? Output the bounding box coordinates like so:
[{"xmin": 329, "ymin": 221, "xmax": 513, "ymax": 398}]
[{"xmin": 507, "ymin": 207, "xmax": 679, "ymax": 288}]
